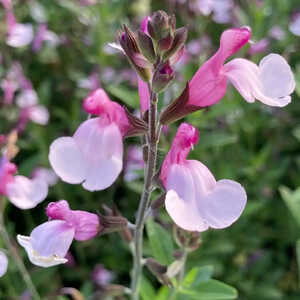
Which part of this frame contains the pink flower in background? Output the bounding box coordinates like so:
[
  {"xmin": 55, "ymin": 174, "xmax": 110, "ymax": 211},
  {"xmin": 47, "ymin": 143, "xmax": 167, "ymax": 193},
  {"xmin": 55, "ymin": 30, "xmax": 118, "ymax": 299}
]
[
  {"xmin": 49, "ymin": 89, "xmax": 130, "ymax": 191},
  {"xmin": 32, "ymin": 23, "xmax": 60, "ymax": 52},
  {"xmin": 192, "ymin": 0, "xmax": 234, "ymax": 24},
  {"xmin": 269, "ymin": 26, "xmax": 285, "ymax": 41},
  {"xmin": 289, "ymin": 12, "xmax": 300, "ymax": 36},
  {"xmin": 32, "ymin": 167, "xmax": 58, "ymax": 187},
  {"xmin": 77, "ymin": 72, "xmax": 101, "ymax": 91},
  {"xmin": 187, "ymin": 27, "xmax": 295, "ymax": 108},
  {"xmin": 17, "ymin": 200, "xmax": 100, "ymax": 267},
  {"xmin": 248, "ymin": 38, "xmax": 269, "ymax": 56},
  {"xmin": 124, "ymin": 146, "xmax": 144, "ymax": 182},
  {"xmin": 92, "ymin": 264, "xmax": 114, "ymax": 286},
  {"xmin": 0, "ymin": 156, "xmax": 48, "ymax": 209},
  {"xmin": 160, "ymin": 123, "xmax": 247, "ymax": 232},
  {"xmin": 0, "ymin": 250, "xmax": 8, "ymax": 277}
]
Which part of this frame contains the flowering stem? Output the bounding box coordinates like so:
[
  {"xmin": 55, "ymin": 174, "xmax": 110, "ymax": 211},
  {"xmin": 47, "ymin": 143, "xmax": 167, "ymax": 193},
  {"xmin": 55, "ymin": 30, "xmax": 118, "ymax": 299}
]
[
  {"xmin": 0, "ymin": 201, "xmax": 41, "ymax": 300},
  {"xmin": 131, "ymin": 87, "xmax": 158, "ymax": 300}
]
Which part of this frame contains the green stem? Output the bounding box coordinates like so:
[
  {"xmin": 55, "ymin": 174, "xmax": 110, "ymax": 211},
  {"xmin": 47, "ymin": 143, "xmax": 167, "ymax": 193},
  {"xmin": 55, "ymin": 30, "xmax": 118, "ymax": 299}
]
[
  {"xmin": 0, "ymin": 202, "xmax": 41, "ymax": 300},
  {"xmin": 131, "ymin": 88, "xmax": 158, "ymax": 300}
]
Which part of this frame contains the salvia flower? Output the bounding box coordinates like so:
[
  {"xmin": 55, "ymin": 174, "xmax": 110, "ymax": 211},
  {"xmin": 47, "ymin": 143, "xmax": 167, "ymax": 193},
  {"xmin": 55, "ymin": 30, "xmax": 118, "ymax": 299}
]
[
  {"xmin": 49, "ymin": 89, "xmax": 130, "ymax": 191},
  {"xmin": 160, "ymin": 123, "xmax": 247, "ymax": 232},
  {"xmin": 0, "ymin": 156, "xmax": 48, "ymax": 209},
  {"xmin": 17, "ymin": 200, "xmax": 100, "ymax": 267},
  {"xmin": 161, "ymin": 27, "xmax": 295, "ymax": 124},
  {"xmin": 0, "ymin": 250, "xmax": 8, "ymax": 277}
]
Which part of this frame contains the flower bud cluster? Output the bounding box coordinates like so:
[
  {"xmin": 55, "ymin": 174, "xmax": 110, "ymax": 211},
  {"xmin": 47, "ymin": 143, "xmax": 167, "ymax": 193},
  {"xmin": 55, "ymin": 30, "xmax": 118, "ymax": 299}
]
[{"xmin": 119, "ymin": 10, "xmax": 188, "ymax": 94}]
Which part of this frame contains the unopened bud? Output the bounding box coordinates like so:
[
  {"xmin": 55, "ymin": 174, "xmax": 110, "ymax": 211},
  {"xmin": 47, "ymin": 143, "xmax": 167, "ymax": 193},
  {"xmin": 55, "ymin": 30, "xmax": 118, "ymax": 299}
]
[
  {"xmin": 158, "ymin": 33, "xmax": 173, "ymax": 52},
  {"xmin": 173, "ymin": 225, "xmax": 201, "ymax": 252},
  {"xmin": 152, "ymin": 62, "xmax": 174, "ymax": 93},
  {"xmin": 124, "ymin": 107, "xmax": 148, "ymax": 138},
  {"xmin": 163, "ymin": 27, "xmax": 188, "ymax": 61},
  {"xmin": 137, "ymin": 30, "xmax": 156, "ymax": 63},
  {"xmin": 119, "ymin": 25, "xmax": 151, "ymax": 82},
  {"xmin": 145, "ymin": 258, "xmax": 172, "ymax": 286},
  {"xmin": 99, "ymin": 214, "xmax": 128, "ymax": 235},
  {"xmin": 148, "ymin": 10, "xmax": 170, "ymax": 40}
]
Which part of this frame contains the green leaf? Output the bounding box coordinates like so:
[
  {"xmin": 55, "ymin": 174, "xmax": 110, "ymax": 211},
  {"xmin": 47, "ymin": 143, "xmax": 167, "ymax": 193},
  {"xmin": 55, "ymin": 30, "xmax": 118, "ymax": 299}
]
[
  {"xmin": 140, "ymin": 276, "xmax": 156, "ymax": 300},
  {"xmin": 179, "ymin": 279, "xmax": 238, "ymax": 300},
  {"xmin": 183, "ymin": 266, "xmax": 214, "ymax": 288},
  {"xmin": 155, "ymin": 286, "xmax": 170, "ymax": 300},
  {"xmin": 146, "ymin": 218, "xmax": 174, "ymax": 265},
  {"xmin": 279, "ymin": 186, "xmax": 300, "ymax": 227},
  {"xmin": 106, "ymin": 85, "xmax": 139, "ymax": 108}
]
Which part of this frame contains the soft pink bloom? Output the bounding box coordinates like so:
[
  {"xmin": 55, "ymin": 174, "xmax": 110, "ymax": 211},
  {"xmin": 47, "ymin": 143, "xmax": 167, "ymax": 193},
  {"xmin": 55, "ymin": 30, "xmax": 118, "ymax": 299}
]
[
  {"xmin": 192, "ymin": 0, "xmax": 233, "ymax": 24},
  {"xmin": 187, "ymin": 27, "xmax": 295, "ymax": 108},
  {"xmin": 32, "ymin": 24, "xmax": 60, "ymax": 52},
  {"xmin": 248, "ymin": 38, "xmax": 269, "ymax": 56},
  {"xmin": 0, "ymin": 250, "xmax": 8, "ymax": 277},
  {"xmin": 0, "ymin": 156, "xmax": 48, "ymax": 209},
  {"xmin": 7, "ymin": 22, "xmax": 34, "ymax": 48},
  {"xmin": 49, "ymin": 89, "xmax": 129, "ymax": 191},
  {"xmin": 124, "ymin": 145, "xmax": 144, "ymax": 182},
  {"xmin": 92, "ymin": 264, "xmax": 114, "ymax": 286},
  {"xmin": 160, "ymin": 123, "xmax": 247, "ymax": 232},
  {"xmin": 289, "ymin": 12, "xmax": 300, "ymax": 36},
  {"xmin": 18, "ymin": 200, "xmax": 100, "ymax": 267},
  {"xmin": 77, "ymin": 72, "xmax": 101, "ymax": 91},
  {"xmin": 32, "ymin": 167, "xmax": 58, "ymax": 187},
  {"xmin": 0, "ymin": 77, "xmax": 18, "ymax": 104},
  {"xmin": 269, "ymin": 26, "xmax": 285, "ymax": 41}
]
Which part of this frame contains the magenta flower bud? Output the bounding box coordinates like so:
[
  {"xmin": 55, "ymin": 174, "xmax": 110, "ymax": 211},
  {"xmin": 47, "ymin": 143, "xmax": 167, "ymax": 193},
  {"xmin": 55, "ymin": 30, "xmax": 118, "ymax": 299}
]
[
  {"xmin": 152, "ymin": 62, "xmax": 175, "ymax": 93},
  {"xmin": 248, "ymin": 38, "xmax": 269, "ymax": 56}
]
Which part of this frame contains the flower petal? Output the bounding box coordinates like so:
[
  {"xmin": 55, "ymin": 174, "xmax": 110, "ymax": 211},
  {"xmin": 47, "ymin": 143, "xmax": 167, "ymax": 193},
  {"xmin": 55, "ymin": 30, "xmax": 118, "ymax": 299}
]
[
  {"xmin": 165, "ymin": 164, "xmax": 209, "ymax": 231},
  {"xmin": 0, "ymin": 250, "xmax": 8, "ymax": 277},
  {"xmin": 200, "ymin": 179, "xmax": 247, "ymax": 229},
  {"xmin": 6, "ymin": 175, "xmax": 48, "ymax": 209},
  {"xmin": 49, "ymin": 137, "xmax": 87, "ymax": 184},
  {"xmin": 30, "ymin": 220, "xmax": 75, "ymax": 258},
  {"xmin": 74, "ymin": 119, "xmax": 123, "ymax": 191},
  {"xmin": 7, "ymin": 24, "xmax": 33, "ymax": 48},
  {"xmin": 17, "ymin": 234, "xmax": 68, "ymax": 268},
  {"xmin": 224, "ymin": 54, "xmax": 295, "ymax": 107}
]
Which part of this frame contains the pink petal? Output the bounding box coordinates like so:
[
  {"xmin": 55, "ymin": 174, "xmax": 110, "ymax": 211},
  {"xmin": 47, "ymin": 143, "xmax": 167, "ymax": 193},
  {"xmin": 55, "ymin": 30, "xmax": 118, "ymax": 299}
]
[
  {"xmin": 138, "ymin": 76, "xmax": 150, "ymax": 114},
  {"xmin": 49, "ymin": 137, "xmax": 88, "ymax": 184},
  {"xmin": 0, "ymin": 250, "xmax": 8, "ymax": 277},
  {"xmin": 72, "ymin": 211, "xmax": 100, "ymax": 241},
  {"xmin": 46, "ymin": 200, "xmax": 72, "ymax": 221},
  {"xmin": 7, "ymin": 23, "xmax": 33, "ymax": 48},
  {"xmin": 6, "ymin": 175, "xmax": 48, "ymax": 209},
  {"xmin": 165, "ymin": 164, "xmax": 209, "ymax": 231},
  {"xmin": 224, "ymin": 54, "xmax": 295, "ymax": 107},
  {"xmin": 28, "ymin": 105, "xmax": 49, "ymax": 125},
  {"xmin": 17, "ymin": 220, "xmax": 74, "ymax": 267},
  {"xmin": 30, "ymin": 220, "xmax": 74, "ymax": 258},
  {"xmin": 188, "ymin": 27, "xmax": 251, "ymax": 107},
  {"xmin": 200, "ymin": 179, "xmax": 247, "ymax": 229},
  {"xmin": 74, "ymin": 119, "xmax": 123, "ymax": 191},
  {"xmin": 16, "ymin": 89, "xmax": 38, "ymax": 108}
]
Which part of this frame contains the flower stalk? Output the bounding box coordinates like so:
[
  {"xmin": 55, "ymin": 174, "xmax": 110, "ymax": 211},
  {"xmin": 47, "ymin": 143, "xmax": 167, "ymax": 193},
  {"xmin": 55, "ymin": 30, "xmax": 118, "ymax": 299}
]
[{"xmin": 131, "ymin": 85, "xmax": 159, "ymax": 300}]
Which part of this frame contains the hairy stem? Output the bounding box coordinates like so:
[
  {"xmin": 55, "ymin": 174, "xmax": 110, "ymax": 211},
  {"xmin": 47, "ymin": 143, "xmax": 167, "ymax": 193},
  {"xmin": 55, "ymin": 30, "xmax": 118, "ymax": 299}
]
[
  {"xmin": 131, "ymin": 88, "xmax": 158, "ymax": 300},
  {"xmin": 0, "ymin": 203, "xmax": 41, "ymax": 300}
]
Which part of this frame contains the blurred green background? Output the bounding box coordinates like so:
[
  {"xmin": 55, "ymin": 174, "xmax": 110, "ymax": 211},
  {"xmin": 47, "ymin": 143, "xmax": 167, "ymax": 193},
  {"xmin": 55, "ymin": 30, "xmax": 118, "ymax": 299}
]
[{"xmin": 0, "ymin": 0, "xmax": 300, "ymax": 299}]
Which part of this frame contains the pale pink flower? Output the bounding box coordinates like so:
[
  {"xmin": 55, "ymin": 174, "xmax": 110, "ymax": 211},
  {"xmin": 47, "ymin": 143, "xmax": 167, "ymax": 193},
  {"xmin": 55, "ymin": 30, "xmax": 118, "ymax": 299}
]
[
  {"xmin": 77, "ymin": 72, "xmax": 101, "ymax": 91},
  {"xmin": 92, "ymin": 264, "xmax": 114, "ymax": 286},
  {"xmin": 32, "ymin": 24, "xmax": 60, "ymax": 52},
  {"xmin": 160, "ymin": 123, "xmax": 247, "ymax": 232},
  {"xmin": 248, "ymin": 38, "xmax": 269, "ymax": 56},
  {"xmin": 124, "ymin": 146, "xmax": 144, "ymax": 182},
  {"xmin": 289, "ymin": 12, "xmax": 300, "ymax": 36},
  {"xmin": 0, "ymin": 250, "xmax": 8, "ymax": 277},
  {"xmin": 0, "ymin": 156, "xmax": 48, "ymax": 209},
  {"xmin": 7, "ymin": 23, "xmax": 34, "ymax": 48},
  {"xmin": 17, "ymin": 200, "xmax": 100, "ymax": 267},
  {"xmin": 187, "ymin": 27, "xmax": 295, "ymax": 108},
  {"xmin": 32, "ymin": 167, "xmax": 58, "ymax": 187},
  {"xmin": 269, "ymin": 26, "xmax": 285, "ymax": 41},
  {"xmin": 49, "ymin": 89, "xmax": 129, "ymax": 191}
]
